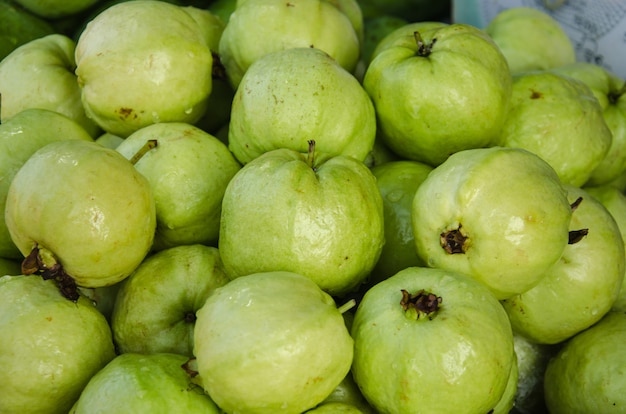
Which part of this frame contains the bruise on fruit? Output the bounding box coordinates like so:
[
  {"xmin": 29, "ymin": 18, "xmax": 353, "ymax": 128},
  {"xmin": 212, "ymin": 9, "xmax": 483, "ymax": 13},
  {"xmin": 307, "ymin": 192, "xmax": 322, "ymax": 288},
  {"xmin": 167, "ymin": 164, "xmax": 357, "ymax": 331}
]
[
  {"xmin": 400, "ymin": 289, "xmax": 442, "ymax": 320},
  {"xmin": 116, "ymin": 107, "xmax": 137, "ymax": 120},
  {"xmin": 529, "ymin": 89, "xmax": 543, "ymax": 99},
  {"xmin": 21, "ymin": 245, "xmax": 80, "ymax": 302},
  {"xmin": 440, "ymin": 226, "xmax": 467, "ymax": 254},
  {"xmin": 181, "ymin": 357, "xmax": 199, "ymax": 378}
]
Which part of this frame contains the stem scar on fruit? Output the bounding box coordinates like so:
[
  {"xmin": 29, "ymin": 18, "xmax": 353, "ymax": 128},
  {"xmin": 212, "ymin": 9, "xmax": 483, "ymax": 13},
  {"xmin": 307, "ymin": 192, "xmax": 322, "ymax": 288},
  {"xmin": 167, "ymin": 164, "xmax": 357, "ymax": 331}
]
[
  {"xmin": 21, "ymin": 244, "xmax": 79, "ymax": 302},
  {"xmin": 440, "ymin": 225, "xmax": 468, "ymax": 254},
  {"xmin": 413, "ymin": 31, "xmax": 437, "ymax": 57},
  {"xmin": 400, "ymin": 289, "xmax": 442, "ymax": 321}
]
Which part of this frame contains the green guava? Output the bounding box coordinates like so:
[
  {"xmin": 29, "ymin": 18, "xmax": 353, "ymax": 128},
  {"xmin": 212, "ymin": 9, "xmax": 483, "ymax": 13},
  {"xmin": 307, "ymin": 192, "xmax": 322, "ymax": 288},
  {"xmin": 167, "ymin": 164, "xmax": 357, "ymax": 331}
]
[
  {"xmin": 361, "ymin": 14, "xmax": 408, "ymax": 65},
  {"xmin": 0, "ymin": 108, "xmax": 94, "ymax": 260},
  {"xmin": 0, "ymin": 257, "xmax": 21, "ymax": 275},
  {"xmin": 501, "ymin": 184, "xmax": 625, "ymax": 344},
  {"xmin": 412, "ymin": 146, "xmax": 572, "ymax": 300},
  {"xmin": 115, "ymin": 122, "xmax": 241, "ymax": 250},
  {"xmin": 350, "ymin": 266, "xmax": 515, "ymax": 413},
  {"xmin": 0, "ymin": 275, "xmax": 116, "ymax": 414},
  {"xmin": 218, "ymin": 145, "xmax": 385, "ymax": 297},
  {"xmin": 111, "ymin": 244, "xmax": 230, "ymax": 356},
  {"xmin": 228, "ymin": 47, "xmax": 376, "ymax": 165},
  {"xmin": 4, "ymin": 139, "xmax": 156, "ymax": 293},
  {"xmin": 543, "ymin": 311, "xmax": 626, "ymax": 413},
  {"xmin": 0, "ymin": 0, "xmax": 55, "ymax": 60},
  {"xmin": 193, "ymin": 271, "xmax": 354, "ymax": 413},
  {"xmin": 69, "ymin": 353, "xmax": 221, "ymax": 413}
]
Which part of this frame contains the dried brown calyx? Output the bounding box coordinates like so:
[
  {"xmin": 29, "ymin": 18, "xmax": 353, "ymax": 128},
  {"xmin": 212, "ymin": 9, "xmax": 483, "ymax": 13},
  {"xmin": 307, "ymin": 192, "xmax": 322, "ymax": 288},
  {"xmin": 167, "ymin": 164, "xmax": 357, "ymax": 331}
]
[
  {"xmin": 440, "ymin": 225, "xmax": 468, "ymax": 254},
  {"xmin": 413, "ymin": 31, "xmax": 437, "ymax": 57},
  {"xmin": 22, "ymin": 245, "xmax": 79, "ymax": 301},
  {"xmin": 400, "ymin": 289, "xmax": 442, "ymax": 321}
]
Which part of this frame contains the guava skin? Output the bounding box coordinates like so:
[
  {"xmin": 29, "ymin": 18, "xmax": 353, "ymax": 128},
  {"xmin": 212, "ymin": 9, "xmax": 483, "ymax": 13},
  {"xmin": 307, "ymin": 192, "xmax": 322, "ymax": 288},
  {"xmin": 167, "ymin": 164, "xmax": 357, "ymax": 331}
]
[
  {"xmin": 550, "ymin": 62, "xmax": 626, "ymax": 187},
  {"xmin": 75, "ymin": 1, "xmax": 214, "ymax": 137},
  {"xmin": 363, "ymin": 23, "xmax": 512, "ymax": 166},
  {"xmin": 0, "ymin": 275, "xmax": 116, "ymax": 414},
  {"xmin": 369, "ymin": 160, "xmax": 432, "ymax": 285},
  {"xmin": 12, "ymin": 0, "xmax": 100, "ymax": 19},
  {"xmin": 350, "ymin": 266, "xmax": 515, "ymax": 413},
  {"xmin": 228, "ymin": 47, "xmax": 376, "ymax": 165},
  {"xmin": 115, "ymin": 122, "xmax": 241, "ymax": 250},
  {"xmin": 485, "ymin": 7, "xmax": 576, "ymax": 74},
  {"xmin": 4, "ymin": 139, "xmax": 156, "ymax": 289},
  {"xmin": 497, "ymin": 70, "xmax": 611, "ymax": 187},
  {"xmin": 193, "ymin": 271, "xmax": 354, "ymax": 414},
  {"xmin": 543, "ymin": 311, "xmax": 626, "ymax": 414},
  {"xmin": 0, "ymin": 34, "xmax": 101, "ymax": 137},
  {"xmin": 111, "ymin": 244, "xmax": 230, "ymax": 356},
  {"xmin": 411, "ymin": 146, "xmax": 572, "ymax": 300},
  {"xmin": 69, "ymin": 353, "xmax": 221, "ymax": 413},
  {"xmin": 218, "ymin": 0, "xmax": 361, "ymax": 88},
  {"xmin": 218, "ymin": 147, "xmax": 385, "ymax": 297},
  {"xmin": 0, "ymin": 0, "xmax": 55, "ymax": 60},
  {"xmin": 0, "ymin": 108, "xmax": 94, "ymax": 260},
  {"xmin": 501, "ymin": 185, "xmax": 625, "ymax": 344}
]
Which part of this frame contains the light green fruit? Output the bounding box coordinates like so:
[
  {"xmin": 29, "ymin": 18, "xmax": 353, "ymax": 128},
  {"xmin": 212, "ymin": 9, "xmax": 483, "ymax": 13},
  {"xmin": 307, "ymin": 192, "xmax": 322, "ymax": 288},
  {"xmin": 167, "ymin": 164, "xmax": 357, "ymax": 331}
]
[
  {"xmin": 111, "ymin": 244, "xmax": 229, "ymax": 356},
  {"xmin": 218, "ymin": 146, "xmax": 385, "ymax": 297},
  {"xmin": 0, "ymin": 34, "xmax": 101, "ymax": 137},
  {"xmin": 543, "ymin": 311, "xmax": 626, "ymax": 414},
  {"xmin": 5, "ymin": 139, "xmax": 156, "ymax": 288},
  {"xmin": 0, "ymin": 108, "xmax": 94, "ymax": 260},
  {"xmin": 77, "ymin": 283, "xmax": 121, "ymax": 323},
  {"xmin": 317, "ymin": 372, "xmax": 376, "ymax": 413},
  {"xmin": 194, "ymin": 271, "xmax": 354, "ymax": 414},
  {"xmin": 412, "ymin": 146, "xmax": 572, "ymax": 300},
  {"xmin": 511, "ymin": 333, "xmax": 559, "ymax": 414},
  {"xmin": 362, "ymin": 135, "xmax": 400, "ymax": 168},
  {"xmin": 0, "ymin": 0, "xmax": 55, "ymax": 60},
  {"xmin": 116, "ymin": 122, "xmax": 240, "ymax": 250},
  {"xmin": 94, "ymin": 132, "xmax": 124, "ymax": 149},
  {"xmin": 12, "ymin": 0, "xmax": 100, "ymax": 19},
  {"xmin": 550, "ymin": 62, "xmax": 626, "ymax": 186},
  {"xmin": 364, "ymin": 23, "xmax": 512, "ymax": 166},
  {"xmin": 369, "ymin": 160, "xmax": 432, "ymax": 285},
  {"xmin": 492, "ymin": 352, "xmax": 518, "ymax": 414},
  {"xmin": 69, "ymin": 353, "xmax": 220, "ymax": 413},
  {"xmin": 0, "ymin": 275, "xmax": 116, "ymax": 414},
  {"xmin": 306, "ymin": 402, "xmax": 367, "ymax": 413},
  {"xmin": 228, "ymin": 47, "xmax": 376, "ymax": 165},
  {"xmin": 583, "ymin": 184, "xmax": 626, "ymax": 311},
  {"xmin": 75, "ymin": 0, "xmax": 214, "ymax": 137},
  {"xmin": 218, "ymin": 0, "xmax": 360, "ymax": 88},
  {"xmin": 497, "ymin": 70, "xmax": 611, "ymax": 187},
  {"xmin": 485, "ymin": 7, "xmax": 576, "ymax": 74},
  {"xmin": 350, "ymin": 266, "xmax": 515, "ymax": 413},
  {"xmin": 501, "ymin": 185, "xmax": 625, "ymax": 344}
]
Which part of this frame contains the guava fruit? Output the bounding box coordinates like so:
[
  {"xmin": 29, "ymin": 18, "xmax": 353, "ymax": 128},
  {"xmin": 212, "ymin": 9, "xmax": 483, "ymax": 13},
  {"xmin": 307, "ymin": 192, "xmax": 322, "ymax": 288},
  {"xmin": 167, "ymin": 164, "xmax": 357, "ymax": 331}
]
[
  {"xmin": 111, "ymin": 244, "xmax": 230, "ymax": 356},
  {"xmin": 75, "ymin": 0, "xmax": 214, "ymax": 137},
  {"xmin": 0, "ymin": 257, "xmax": 21, "ymax": 275},
  {"xmin": 218, "ymin": 144, "xmax": 385, "ymax": 297},
  {"xmin": 411, "ymin": 146, "xmax": 572, "ymax": 300},
  {"xmin": 228, "ymin": 47, "xmax": 376, "ymax": 165},
  {"xmin": 69, "ymin": 353, "xmax": 221, "ymax": 413},
  {"xmin": 193, "ymin": 271, "xmax": 354, "ymax": 413},
  {"xmin": 0, "ymin": 108, "xmax": 94, "ymax": 260},
  {"xmin": 218, "ymin": 0, "xmax": 361, "ymax": 87},
  {"xmin": 12, "ymin": 0, "xmax": 100, "ymax": 19},
  {"xmin": 0, "ymin": 0, "xmax": 55, "ymax": 60},
  {"xmin": 0, "ymin": 275, "xmax": 116, "ymax": 414},
  {"xmin": 543, "ymin": 311, "xmax": 626, "ymax": 413},
  {"xmin": 501, "ymin": 184, "xmax": 625, "ymax": 344},
  {"xmin": 4, "ymin": 139, "xmax": 156, "ymax": 294},
  {"xmin": 115, "ymin": 122, "xmax": 241, "ymax": 250},
  {"xmin": 350, "ymin": 266, "xmax": 515, "ymax": 413},
  {"xmin": 364, "ymin": 23, "xmax": 512, "ymax": 166},
  {"xmin": 497, "ymin": 70, "xmax": 611, "ymax": 187}
]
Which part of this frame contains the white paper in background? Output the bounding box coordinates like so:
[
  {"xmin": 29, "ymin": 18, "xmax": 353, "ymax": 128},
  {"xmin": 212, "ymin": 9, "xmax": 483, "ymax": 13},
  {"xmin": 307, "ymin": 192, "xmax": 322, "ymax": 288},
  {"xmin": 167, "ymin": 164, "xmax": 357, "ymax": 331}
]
[{"xmin": 452, "ymin": 0, "xmax": 626, "ymax": 80}]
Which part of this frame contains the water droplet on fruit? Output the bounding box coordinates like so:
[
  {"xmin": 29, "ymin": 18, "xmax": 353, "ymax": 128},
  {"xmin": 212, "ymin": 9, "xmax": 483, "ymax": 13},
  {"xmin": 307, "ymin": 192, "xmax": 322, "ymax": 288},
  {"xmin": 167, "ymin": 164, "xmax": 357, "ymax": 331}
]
[{"xmin": 184, "ymin": 107, "xmax": 193, "ymax": 115}]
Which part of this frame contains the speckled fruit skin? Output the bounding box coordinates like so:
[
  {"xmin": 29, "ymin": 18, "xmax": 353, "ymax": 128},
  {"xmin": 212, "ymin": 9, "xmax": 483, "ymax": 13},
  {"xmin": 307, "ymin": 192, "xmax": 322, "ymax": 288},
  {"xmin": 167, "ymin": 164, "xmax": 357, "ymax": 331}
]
[
  {"xmin": 75, "ymin": 1, "xmax": 214, "ymax": 137},
  {"xmin": 69, "ymin": 353, "xmax": 221, "ymax": 413},
  {"xmin": 4, "ymin": 139, "xmax": 156, "ymax": 288},
  {"xmin": 543, "ymin": 311, "xmax": 626, "ymax": 414},
  {"xmin": 218, "ymin": 147, "xmax": 385, "ymax": 297},
  {"xmin": 363, "ymin": 22, "xmax": 512, "ymax": 166},
  {"xmin": 228, "ymin": 47, "xmax": 376, "ymax": 165},
  {"xmin": 350, "ymin": 266, "xmax": 515, "ymax": 414},
  {"xmin": 411, "ymin": 146, "xmax": 572, "ymax": 300},
  {"xmin": 193, "ymin": 271, "xmax": 354, "ymax": 414},
  {"xmin": 0, "ymin": 275, "xmax": 116, "ymax": 414}
]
